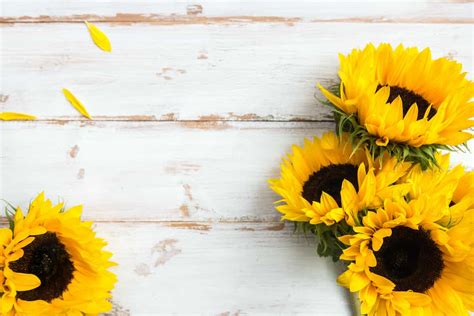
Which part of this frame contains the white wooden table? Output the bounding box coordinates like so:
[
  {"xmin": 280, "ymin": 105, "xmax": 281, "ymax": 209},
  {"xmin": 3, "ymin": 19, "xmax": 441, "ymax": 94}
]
[{"xmin": 1, "ymin": 1, "xmax": 473, "ymax": 315}]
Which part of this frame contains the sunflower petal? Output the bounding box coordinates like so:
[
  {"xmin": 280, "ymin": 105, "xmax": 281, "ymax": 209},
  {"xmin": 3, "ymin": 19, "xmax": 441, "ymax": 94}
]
[
  {"xmin": 85, "ymin": 21, "xmax": 112, "ymax": 52},
  {"xmin": 62, "ymin": 88, "xmax": 92, "ymax": 119},
  {"xmin": 7, "ymin": 271, "xmax": 41, "ymax": 291},
  {"xmin": 0, "ymin": 112, "xmax": 36, "ymax": 121}
]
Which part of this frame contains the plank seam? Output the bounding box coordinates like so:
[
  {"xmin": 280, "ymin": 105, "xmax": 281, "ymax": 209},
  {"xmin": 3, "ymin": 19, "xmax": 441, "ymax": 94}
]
[
  {"xmin": 0, "ymin": 218, "xmax": 284, "ymax": 224},
  {"xmin": 1, "ymin": 119, "xmax": 335, "ymax": 123},
  {"xmin": 0, "ymin": 15, "xmax": 472, "ymax": 24}
]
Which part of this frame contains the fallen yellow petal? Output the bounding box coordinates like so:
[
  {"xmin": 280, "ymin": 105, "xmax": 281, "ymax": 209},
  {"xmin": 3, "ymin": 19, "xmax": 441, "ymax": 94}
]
[
  {"xmin": 85, "ymin": 21, "xmax": 112, "ymax": 52},
  {"xmin": 0, "ymin": 112, "xmax": 36, "ymax": 121},
  {"xmin": 62, "ymin": 88, "xmax": 92, "ymax": 119}
]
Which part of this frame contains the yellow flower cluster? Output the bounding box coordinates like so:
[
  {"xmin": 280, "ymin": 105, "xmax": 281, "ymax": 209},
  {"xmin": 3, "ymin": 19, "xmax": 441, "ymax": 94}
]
[
  {"xmin": 0, "ymin": 193, "xmax": 116, "ymax": 315},
  {"xmin": 269, "ymin": 43, "xmax": 473, "ymax": 315}
]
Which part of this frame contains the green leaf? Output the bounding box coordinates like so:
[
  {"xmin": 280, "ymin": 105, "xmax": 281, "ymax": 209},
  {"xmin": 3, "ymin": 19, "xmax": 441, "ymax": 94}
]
[{"xmin": 2, "ymin": 201, "xmax": 16, "ymax": 230}]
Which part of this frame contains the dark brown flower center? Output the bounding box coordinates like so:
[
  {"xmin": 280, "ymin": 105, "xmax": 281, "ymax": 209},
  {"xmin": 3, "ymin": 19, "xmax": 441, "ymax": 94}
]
[
  {"xmin": 370, "ymin": 226, "xmax": 444, "ymax": 292},
  {"xmin": 377, "ymin": 85, "xmax": 436, "ymax": 120},
  {"xmin": 10, "ymin": 232, "xmax": 74, "ymax": 302},
  {"xmin": 302, "ymin": 164, "xmax": 359, "ymax": 206}
]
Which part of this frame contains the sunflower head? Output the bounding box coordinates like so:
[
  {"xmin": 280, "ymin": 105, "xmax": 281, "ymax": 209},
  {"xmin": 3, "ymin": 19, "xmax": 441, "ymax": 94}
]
[
  {"xmin": 319, "ymin": 43, "xmax": 474, "ymax": 168},
  {"xmin": 269, "ymin": 132, "xmax": 367, "ymax": 224},
  {"xmin": 269, "ymin": 132, "xmax": 411, "ymax": 259},
  {"xmin": 338, "ymin": 195, "xmax": 474, "ymax": 315},
  {"xmin": 1, "ymin": 193, "xmax": 117, "ymax": 315}
]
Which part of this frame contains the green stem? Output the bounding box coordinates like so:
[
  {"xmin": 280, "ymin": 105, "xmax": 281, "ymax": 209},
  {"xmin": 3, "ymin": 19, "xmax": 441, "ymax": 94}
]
[{"xmin": 350, "ymin": 290, "xmax": 363, "ymax": 316}]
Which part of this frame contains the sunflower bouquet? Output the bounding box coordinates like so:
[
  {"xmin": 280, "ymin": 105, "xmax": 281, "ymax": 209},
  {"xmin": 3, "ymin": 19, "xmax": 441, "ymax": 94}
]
[
  {"xmin": 0, "ymin": 193, "xmax": 116, "ymax": 315},
  {"xmin": 270, "ymin": 43, "xmax": 473, "ymax": 315}
]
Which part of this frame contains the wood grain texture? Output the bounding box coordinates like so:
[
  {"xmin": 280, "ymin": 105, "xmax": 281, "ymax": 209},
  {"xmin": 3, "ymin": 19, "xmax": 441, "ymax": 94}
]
[
  {"xmin": 0, "ymin": 121, "xmax": 332, "ymax": 221},
  {"xmin": 97, "ymin": 221, "xmax": 352, "ymax": 315},
  {"xmin": 1, "ymin": 1, "xmax": 472, "ymax": 24},
  {"xmin": 1, "ymin": 121, "xmax": 472, "ymax": 223},
  {"xmin": 1, "ymin": 23, "xmax": 472, "ymax": 121}
]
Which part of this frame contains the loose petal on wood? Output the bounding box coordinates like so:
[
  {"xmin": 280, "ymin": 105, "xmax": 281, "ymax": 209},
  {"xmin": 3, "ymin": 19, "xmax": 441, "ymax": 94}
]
[
  {"xmin": 62, "ymin": 88, "xmax": 92, "ymax": 119},
  {"xmin": 0, "ymin": 112, "xmax": 36, "ymax": 121},
  {"xmin": 84, "ymin": 21, "xmax": 112, "ymax": 52}
]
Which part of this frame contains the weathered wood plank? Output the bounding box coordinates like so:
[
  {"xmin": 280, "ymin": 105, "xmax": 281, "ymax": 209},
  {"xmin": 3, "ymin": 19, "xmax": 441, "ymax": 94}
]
[
  {"xmin": 1, "ymin": 121, "xmax": 472, "ymax": 222},
  {"xmin": 0, "ymin": 121, "xmax": 331, "ymax": 221},
  {"xmin": 1, "ymin": 23, "xmax": 472, "ymax": 121},
  {"xmin": 1, "ymin": 1, "xmax": 472, "ymax": 24},
  {"xmin": 98, "ymin": 221, "xmax": 352, "ymax": 315}
]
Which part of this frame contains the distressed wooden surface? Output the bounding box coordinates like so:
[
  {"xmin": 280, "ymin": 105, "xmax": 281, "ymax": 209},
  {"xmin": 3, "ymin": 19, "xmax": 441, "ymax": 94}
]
[
  {"xmin": 1, "ymin": 1, "xmax": 472, "ymax": 23},
  {"xmin": 0, "ymin": 121, "xmax": 473, "ymax": 223},
  {"xmin": 1, "ymin": 1, "xmax": 473, "ymax": 315},
  {"xmin": 99, "ymin": 222, "xmax": 352, "ymax": 315},
  {"xmin": 0, "ymin": 121, "xmax": 336, "ymax": 221}
]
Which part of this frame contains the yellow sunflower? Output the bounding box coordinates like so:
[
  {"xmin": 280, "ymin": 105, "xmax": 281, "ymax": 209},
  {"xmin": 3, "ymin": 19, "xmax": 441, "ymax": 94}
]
[
  {"xmin": 269, "ymin": 132, "xmax": 411, "ymax": 226},
  {"xmin": 1, "ymin": 193, "xmax": 117, "ymax": 315},
  {"xmin": 338, "ymin": 196, "xmax": 474, "ymax": 315},
  {"xmin": 319, "ymin": 43, "xmax": 474, "ymax": 167},
  {"xmin": 402, "ymin": 152, "xmax": 474, "ymax": 226}
]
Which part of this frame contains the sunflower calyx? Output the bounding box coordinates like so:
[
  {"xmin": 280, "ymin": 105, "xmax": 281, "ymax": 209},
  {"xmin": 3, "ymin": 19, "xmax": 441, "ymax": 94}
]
[
  {"xmin": 295, "ymin": 221, "xmax": 353, "ymax": 262},
  {"xmin": 332, "ymin": 105, "xmax": 444, "ymax": 170}
]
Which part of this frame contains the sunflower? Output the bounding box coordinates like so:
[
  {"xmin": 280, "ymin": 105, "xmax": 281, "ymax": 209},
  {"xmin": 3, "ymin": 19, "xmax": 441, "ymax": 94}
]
[
  {"xmin": 319, "ymin": 43, "xmax": 474, "ymax": 168},
  {"xmin": 1, "ymin": 193, "xmax": 117, "ymax": 315},
  {"xmin": 338, "ymin": 196, "xmax": 474, "ymax": 315},
  {"xmin": 268, "ymin": 132, "xmax": 411, "ymax": 227}
]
